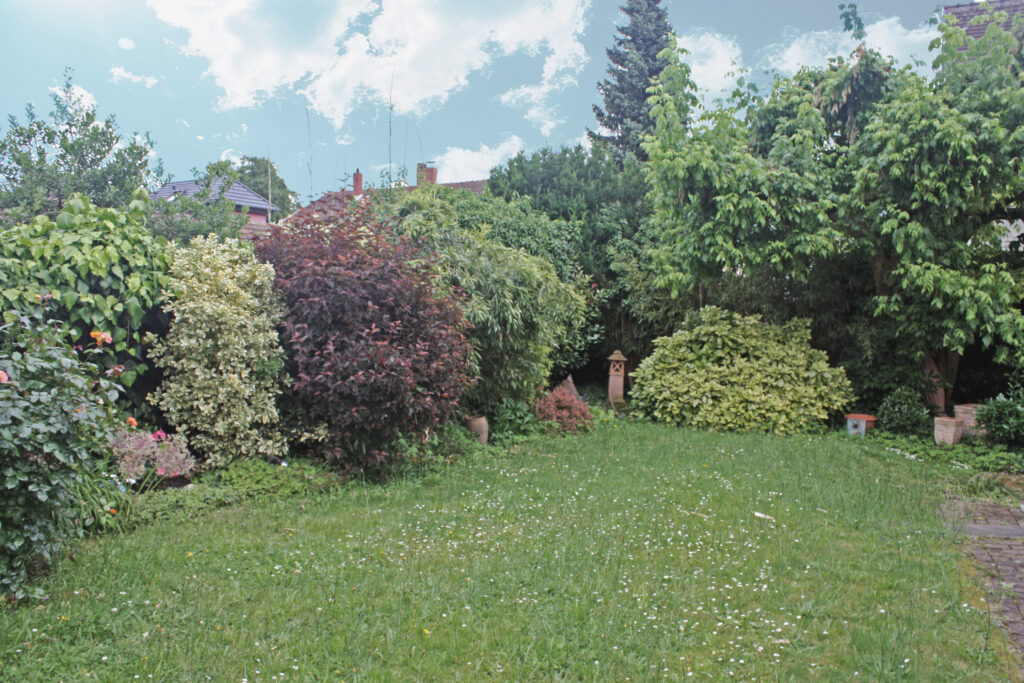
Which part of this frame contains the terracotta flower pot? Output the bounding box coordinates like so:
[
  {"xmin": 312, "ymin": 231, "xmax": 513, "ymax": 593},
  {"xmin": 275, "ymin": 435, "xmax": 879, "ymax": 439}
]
[
  {"xmin": 934, "ymin": 416, "xmax": 965, "ymax": 446},
  {"xmin": 954, "ymin": 403, "xmax": 984, "ymax": 438},
  {"xmin": 464, "ymin": 415, "xmax": 488, "ymax": 445},
  {"xmin": 845, "ymin": 413, "xmax": 877, "ymax": 436}
]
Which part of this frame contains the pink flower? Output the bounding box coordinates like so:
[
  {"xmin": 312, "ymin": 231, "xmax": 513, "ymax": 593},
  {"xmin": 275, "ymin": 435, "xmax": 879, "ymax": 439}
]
[
  {"xmin": 0, "ymin": 370, "xmax": 8, "ymax": 384},
  {"xmin": 152, "ymin": 430, "xmax": 167, "ymax": 441}
]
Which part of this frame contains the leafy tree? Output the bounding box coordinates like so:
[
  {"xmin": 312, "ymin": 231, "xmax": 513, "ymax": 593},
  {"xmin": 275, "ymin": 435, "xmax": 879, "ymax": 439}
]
[
  {"xmin": 235, "ymin": 156, "xmax": 298, "ymax": 220},
  {"xmin": 487, "ymin": 143, "xmax": 647, "ymax": 278},
  {"xmin": 589, "ymin": 0, "xmax": 674, "ymax": 161},
  {"xmin": 644, "ymin": 8, "xmax": 1024, "ymax": 410},
  {"xmin": 0, "ymin": 71, "xmax": 158, "ymax": 228}
]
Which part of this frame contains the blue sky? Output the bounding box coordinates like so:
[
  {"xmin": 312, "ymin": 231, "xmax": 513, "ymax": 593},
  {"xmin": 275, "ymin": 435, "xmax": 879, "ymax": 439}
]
[{"xmin": 0, "ymin": 0, "xmax": 947, "ymax": 205}]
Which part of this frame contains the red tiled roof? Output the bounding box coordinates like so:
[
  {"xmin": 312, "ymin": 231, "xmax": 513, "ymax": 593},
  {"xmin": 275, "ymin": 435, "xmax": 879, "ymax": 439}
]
[
  {"xmin": 284, "ymin": 178, "xmax": 488, "ymax": 225},
  {"xmin": 945, "ymin": 0, "xmax": 1024, "ymax": 40}
]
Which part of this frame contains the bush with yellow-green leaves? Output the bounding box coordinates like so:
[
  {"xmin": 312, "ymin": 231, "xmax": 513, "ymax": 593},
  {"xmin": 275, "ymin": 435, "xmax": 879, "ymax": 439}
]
[
  {"xmin": 631, "ymin": 307, "xmax": 854, "ymax": 435},
  {"xmin": 146, "ymin": 237, "xmax": 287, "ymax": 470}
]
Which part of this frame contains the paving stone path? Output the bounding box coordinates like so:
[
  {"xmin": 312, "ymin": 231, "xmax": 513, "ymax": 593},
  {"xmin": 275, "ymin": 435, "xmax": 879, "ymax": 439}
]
[{"xmin": 953, "ymin": 501, "xmax": 1024, "ymax": 654}]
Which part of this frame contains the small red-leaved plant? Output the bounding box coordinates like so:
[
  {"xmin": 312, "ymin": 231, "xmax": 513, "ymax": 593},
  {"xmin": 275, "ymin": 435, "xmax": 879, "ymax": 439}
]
[
  {"xmin": 534, "ymin": 386, "xmax": 594, "ymax": 435},
  {"xmin": 255, "ymin": 200, "xmax": 472, "ymax": 472}
]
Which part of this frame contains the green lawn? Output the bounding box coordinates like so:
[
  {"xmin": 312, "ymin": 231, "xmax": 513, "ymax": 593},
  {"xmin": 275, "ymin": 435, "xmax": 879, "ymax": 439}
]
[{"xmin": 1, "ymin": 422, "xmax": 1019, "ymax": 680}]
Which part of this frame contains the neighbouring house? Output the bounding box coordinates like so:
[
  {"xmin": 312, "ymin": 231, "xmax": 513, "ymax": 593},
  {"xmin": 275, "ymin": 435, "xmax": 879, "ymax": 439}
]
[
  {"xmin": 150, "ymin": 177, "xmax": 280, "ymax": 226},
  {"xmin": 284, "ymin": 163, "xmax": 487, "ymax": 224},
  {"xmin": 944, "ymin": 0, "xmax": 1024, "ymax": 40}
]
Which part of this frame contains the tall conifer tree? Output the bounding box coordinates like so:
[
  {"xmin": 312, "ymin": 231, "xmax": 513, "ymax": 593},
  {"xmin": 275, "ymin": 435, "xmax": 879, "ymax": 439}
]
[{"xmin": 589, "ymin": 0, "xmax": 673, "ymax": 161}]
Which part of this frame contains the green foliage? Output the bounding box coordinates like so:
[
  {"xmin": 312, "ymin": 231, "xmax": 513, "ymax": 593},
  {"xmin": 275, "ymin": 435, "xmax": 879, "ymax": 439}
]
[
  {"xmin": 62, "ymin": 461, "xmax": 134, "ymax": 538},
  {"xmin": 235, "ymin": 156, "xmax": 298, "ymax": 220},
  {"xmin": 145, "ymin": 161, "xmax": 249, "ymax": 242},
  {"xmin": 590, "ymin": 0, "xmax": 674, "ymax": 160},
  {"xmin": 390, "ymin": 187, "xmax": 586, "ymax": 413},
  {"xmin": 645, "ymin": 18, "xmax": 1024, "ymax": 404},
  {"xmin": 487, "ymin": 145, "xmax": 657, "ymax": 366},
  {"xmin": 632, "ymin": 307, "xmax": 855, "ymax": 434},
  {"xmin": 0, "ymin": 194, "xmax": 170, "ymax": 399},
  {"xmin": 869, "ymin": 431, "xmax": 1024, "ymax": 473},
  {"xmin": 132, "ymin": 458, "xmax": 341, "ymax": 526},
  {"xmin": 0, "ymin": 70, "xmax": 160, "ymax": 228},
  {"xmin": 876, "ymin": 386, "xmax": 932, "ymax": 436},
  {"xmin": 976, "ymin": 386, "xmax": 1024, "ymax": 449},
  {"xmin": 0, "ymin": 309, "xmax": 122, "ymax": 598},
  {"xmin": 489, "ymin": 398, "xmax": 547, "ymax": 446},
  {"xmin": 146, "ymin": 237, "xmax": 287, "ymax": 470}
]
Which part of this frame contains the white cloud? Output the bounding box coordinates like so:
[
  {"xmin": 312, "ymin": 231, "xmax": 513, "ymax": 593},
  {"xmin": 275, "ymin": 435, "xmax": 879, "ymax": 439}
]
[
  {"xmin": 49, "ymin": 83, "xmax": 96, "ymax": 114},
  {"xmin": 176, "ymin": 118, "xmax": 191, "ymax": 128},
  {"xmin": 109, "ymin": 66, "xmax": 158, "ymax": 88},
  {"xmin": 764, "ymin": 17, "xmax": 938, "ymax": 76},
  {"xmin": 678, "ymin": 32, "xmax": 743, "ymax": 106},
  {"xmin": 147, "ymin": 0, "xmax": 589, "ymax": 131},
  {"xmin": 220, "ymin": 148, "xmax": 243, "ymax": 165},
  {"xmin": 196, "ymin": 135, "xmax": 204, "ymax": 141},
  {"xmin": 118, "ymin": 37, "xmax": 135, "ymax": 50},
  {"xmin": 435, "ymin": 135, "xmax": 524, "ymax": 183}
]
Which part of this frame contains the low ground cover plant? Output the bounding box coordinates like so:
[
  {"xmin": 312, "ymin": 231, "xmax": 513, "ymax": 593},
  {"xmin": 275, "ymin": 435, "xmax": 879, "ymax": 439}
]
[
  {"xmin": 632, "ymin": 307, "xmax": 854, "ymax": 434},
  {"xmin": 255, "ymin": 204, "xmax": 472, "ymax": 472}
]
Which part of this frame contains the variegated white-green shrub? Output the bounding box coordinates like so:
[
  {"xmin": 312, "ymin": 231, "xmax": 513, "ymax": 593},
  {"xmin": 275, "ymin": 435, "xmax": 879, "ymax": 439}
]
[
  {"xmin": 147, "ymin": 236, "xmax": 286, "ymax": 469},
  {"xmin": 632, "ymin": 307, "xmax": 854, "ymax": 435}
]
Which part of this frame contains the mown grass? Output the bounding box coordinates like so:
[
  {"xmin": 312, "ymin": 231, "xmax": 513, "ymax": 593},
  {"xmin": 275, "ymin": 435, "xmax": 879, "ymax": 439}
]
[{"xmin": 1, "ymin": 421, "xmax": 1019, "ymax": 680}]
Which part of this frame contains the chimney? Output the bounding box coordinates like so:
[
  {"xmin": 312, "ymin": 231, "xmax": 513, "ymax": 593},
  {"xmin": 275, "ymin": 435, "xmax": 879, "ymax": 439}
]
[
  {"xmin": 425, "ymin": 166, "xmax": 437, "ymax": 185},
  {"xmin": 416, "ymin": 162, "xmax": 427, "ymax": 186},
  {"xmin": 352, "ymin": 168, "xmax": 363, "ymax": 196}
]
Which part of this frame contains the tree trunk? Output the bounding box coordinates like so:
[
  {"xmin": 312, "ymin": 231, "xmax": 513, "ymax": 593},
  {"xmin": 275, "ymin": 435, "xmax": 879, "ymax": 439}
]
[
  {"xmin": 868, "ymin": 249, "xmax": 897, "ymax": 296},
  {"xmin": 923, "ymin": 348, "xmax": 961, "ymax": 416}
]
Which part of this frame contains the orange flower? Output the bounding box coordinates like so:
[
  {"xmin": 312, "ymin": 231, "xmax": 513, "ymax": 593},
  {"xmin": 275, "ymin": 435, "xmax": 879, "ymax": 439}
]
[
  {"xmin": 109, "ymin": 508, "xmax": 117, "ymax": 515},
  {"xmin": 126, "ymin": 417, "xmax": 138, "ymax": 427},
  {"xmin": 90, "ymin": 331, "xmax": 112, "ymax": 346}
]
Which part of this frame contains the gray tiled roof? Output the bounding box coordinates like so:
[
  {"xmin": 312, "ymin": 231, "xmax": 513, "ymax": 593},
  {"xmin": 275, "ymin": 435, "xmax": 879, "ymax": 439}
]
[
  {"xmin": 945, "ymin": 0, "xmax": 1024, "ymax": 40},
  {"xmin": 150, "ymin": 176, "xmax": 279, "ymax": 212}
]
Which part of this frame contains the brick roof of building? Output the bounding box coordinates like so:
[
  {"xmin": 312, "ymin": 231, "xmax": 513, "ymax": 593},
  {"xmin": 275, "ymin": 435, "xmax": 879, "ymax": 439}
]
[{"xmin": 945, "ymin": 0, "xmax": 1024, "ymax": 40}]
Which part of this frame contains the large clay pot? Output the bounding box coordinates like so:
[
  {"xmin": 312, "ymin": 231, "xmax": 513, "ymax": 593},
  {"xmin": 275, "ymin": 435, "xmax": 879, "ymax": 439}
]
[
  {"xmin": 464, "ymin": 416, "xmax": 488, "ymax": 445},
  {"xmin": 954, "ymin": 403, "xmax": 984, "ymax": 438},
  {"xmin": 934, "ymin": 416, "xmax": 965, "ymax": 446}
]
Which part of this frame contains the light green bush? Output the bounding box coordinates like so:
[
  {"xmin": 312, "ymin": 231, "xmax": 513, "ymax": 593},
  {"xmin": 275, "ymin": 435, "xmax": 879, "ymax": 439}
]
[
  {"xmin": 632, "ymin": 307, "xmax": 854, "ymax": 434},
  {"xmin": 146, "ymin": 237, "xmax": 286, "ymax": 470}
]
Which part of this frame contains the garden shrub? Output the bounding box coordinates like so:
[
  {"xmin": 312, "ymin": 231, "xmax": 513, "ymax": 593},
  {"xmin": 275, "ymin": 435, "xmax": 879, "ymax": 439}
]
[
  {"xmin": 0, "ymin": 194, "xmax": 170, "ymax": 396},
  {"xmin": 255, "ymin": 204, "xmax": 473, "ymax": 472},
  {"xmin": 631, "ymin": 307, "xmax": 855, "ymax": 435},
  {"xmin": 870, "ymin": 431, "xmax": 1024, "ymax": 473},
  {"xmin": 534, "ymin": 386, "xmax": 594, "ymax": 434},
  {"xmin": 146, "ymin": 237, "xmax": 287, "ymax": 470},
  {"xmin": 390, "ymin": 188, "xmax": 585, "ymax": 414},
  {"xmin": 876, "ymin": 386, "xmax": 932, "ymax": 436},
  {"xmin": 0, "ymin": 309, "xmax": 123, "ymax": 598},
  {"xmin": 977, "ymin": 386, "xmax": 1024, "ymax": 449}
]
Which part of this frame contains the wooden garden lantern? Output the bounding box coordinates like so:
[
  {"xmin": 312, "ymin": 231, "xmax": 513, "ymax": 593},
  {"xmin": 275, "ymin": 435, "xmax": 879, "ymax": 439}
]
[{"xmin": 607, "ymin": 349, "xmax": 627, "ymax": 408}]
